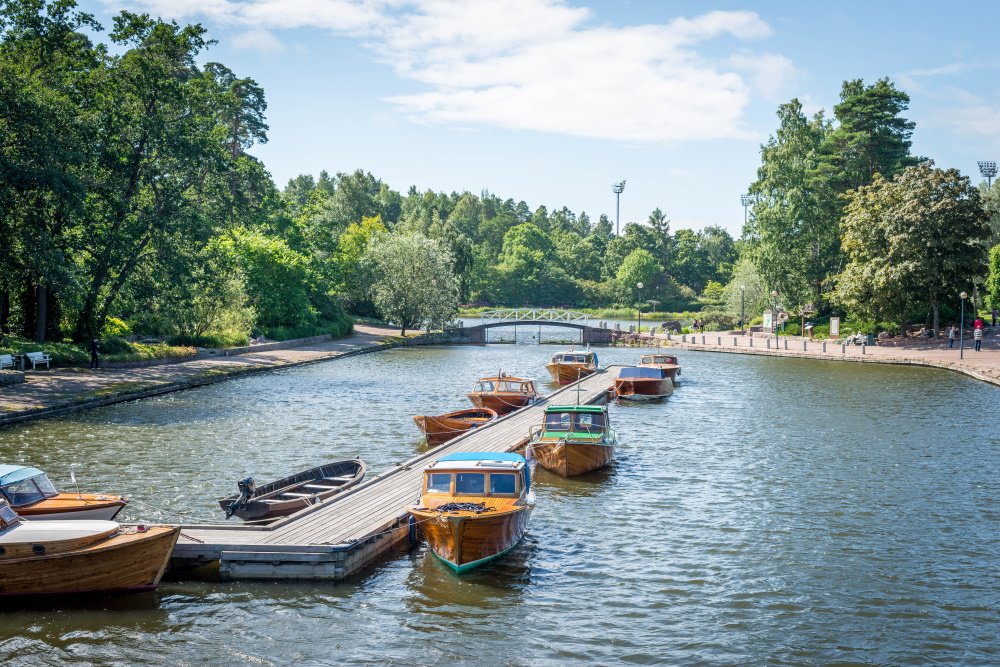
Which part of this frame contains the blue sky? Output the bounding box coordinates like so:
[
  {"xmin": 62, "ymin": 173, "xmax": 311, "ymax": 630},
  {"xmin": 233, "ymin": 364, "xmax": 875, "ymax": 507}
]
[{"xmin": 86, "ymin": 0, "xmax": 1000, "ymax": 235}]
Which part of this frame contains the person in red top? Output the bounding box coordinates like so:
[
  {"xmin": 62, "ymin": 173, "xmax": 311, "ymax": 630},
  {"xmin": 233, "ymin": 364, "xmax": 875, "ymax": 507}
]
[{"xmin": 973, "ymin": 317, "xmax": 984, "ymax": 330}]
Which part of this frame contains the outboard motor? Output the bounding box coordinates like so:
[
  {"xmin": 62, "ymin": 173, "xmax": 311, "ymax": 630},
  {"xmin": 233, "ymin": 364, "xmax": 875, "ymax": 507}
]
[{"xmin": 225, "ymin": 476, "xmax": 256, "ymax": 519}]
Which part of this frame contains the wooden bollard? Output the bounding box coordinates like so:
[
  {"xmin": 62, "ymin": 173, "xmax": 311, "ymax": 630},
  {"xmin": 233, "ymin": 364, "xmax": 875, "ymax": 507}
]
[
  {"xmin": 733, "ymin": 337, "xmax": 737, "ymax": 346},
  {"xmin": 861, "ymin": 344, "xmax": 866, "ymax": 355},
  {"xmin": 702, "ymin": 335, "xmax": 706, "ymax": 345},
  {"xmin": 822, "ymin": 341, "xmax": 827, "ymax": 353},
  {"xmin": 841, "ymin": 343, "xmax": 846, "ymax": 354},
  {"xmin": 750, "ymin": 337, "xmax": 754, "ymax": 347},
  {"xmin": 682, "ymin": 334, "xmax": 686, "ymax": 343},
  {"xmin": 803, "ymin": 340, "xmax": 807, "ymax": 351},
  {"xmin": 766, "ymin": 339, "xmax": 771, "ymax": 349},
  {"xmin": 717, "ymin": 336, "xmax": 721, "ymax": 345},
  {"xmin": 783, "ymin": 338, "xmax": 788, "ymax": 350}
]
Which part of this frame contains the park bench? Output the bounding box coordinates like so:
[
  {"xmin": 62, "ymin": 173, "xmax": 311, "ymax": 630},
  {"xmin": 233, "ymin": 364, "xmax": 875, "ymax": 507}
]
[
  {"xmin": 25, "ymin": 351, "xmax": 52, "ymax": 370},
  {"xmin": 0, "ymin": 354, "xmax": 13, "ymax": 370}
]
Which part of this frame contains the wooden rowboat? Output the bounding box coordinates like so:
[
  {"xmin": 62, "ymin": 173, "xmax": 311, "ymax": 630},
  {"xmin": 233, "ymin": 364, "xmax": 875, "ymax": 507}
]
[
  {"xmin": 613, "ymin": 366, "xmax": 673, "ymax": 401},
  {"xmin": 414, "ymin": 407, "xmax": 498, "ymax": 446},
  {"xmin": 545, "ymin": 350, "xmax": 599, "ymax": 385},
  {"xmin": 525, "ymin": 404, "xmax": 616, "ymax": 476},
  {"xmin": 0, "ymin": 499, "xmax": 178, "ymax": 596},
  {"xmin": 408, "ymin": 452, "xmax": 534, "ymax": 573},
  {"xmin": 466, "ymin": 374, "xmax": 539, "ymax": 415},
  {"xmin": 639, "ymin": 353, "xmax": 681, "ymax": 385},
  {"xmin": 0, "ymin": 464, "xmax": 128, "ymax": 521},
  {"xmin": 219, "ymin": 459, "xmax": 366, "ymax": 521}
]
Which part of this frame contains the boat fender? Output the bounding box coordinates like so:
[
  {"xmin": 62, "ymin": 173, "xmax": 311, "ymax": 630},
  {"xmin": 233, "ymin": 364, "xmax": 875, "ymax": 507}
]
[
  {"xmin": 524, "ymin": 443, "xmax": 535, "ymax": 462},
  {"xmin": 408, "ymin": 514, "xmax": 418, "ymax": 545},
  {"xmin": 225, "ymin": 476, "xmax": 256, "ymax": 519}
]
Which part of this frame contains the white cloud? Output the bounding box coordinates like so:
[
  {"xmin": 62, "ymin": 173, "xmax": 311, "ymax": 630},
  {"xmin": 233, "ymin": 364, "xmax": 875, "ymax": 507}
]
[
  {"xmin": 938, "ymin": 105, "xmax": 1000, "ymax": 137},
  {"xmin": 102, "ymin": 0, "xmax": 796, "ymax": 142},
  {"xmin": 231, "ymin": 27, "xmax": 284, "ymax": 53}
]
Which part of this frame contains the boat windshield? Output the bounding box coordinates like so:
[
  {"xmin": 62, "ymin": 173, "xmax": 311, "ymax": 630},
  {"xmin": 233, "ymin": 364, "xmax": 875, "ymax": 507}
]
[
  {"xmin": 33, "ymin": 474, "xmax": 58, "ymax": 496},
  {"xmin": 1, "ymin": 475, "xmax": 54, "ymax": 506},
  {"xmin": 640, "ymin": 355, "xmax": 653, "ymax": 364},
  {"xmin": 474, "ymin": 381, "xmax": 495, "ymax": 392},
  {"xmin": 489, "ymin": 473, "xmax": 517, "ymax": 495},
  {"xmin": 455, "ymin": 473, "xmax": 485, "ymax": 495},
  {"xmin": 544, "ymin": 412, "xmax": 573, "ymax": 431},
  {"xmin": 498, "ymin": 381, "xmax": 523, "ymax": 392},
  {"xmin": 427, "ymin": 473, "xmax": 452, "ymax": 494},
  {"xmin": 576, "ymin": 413, "xmax": 606, "ymax": 431}
]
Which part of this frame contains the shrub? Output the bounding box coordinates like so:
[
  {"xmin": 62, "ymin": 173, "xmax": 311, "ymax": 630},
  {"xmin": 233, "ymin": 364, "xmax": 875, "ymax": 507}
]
[
  {"xmin": 102, "ymin": 317, "xmax": 132, "ymax": 337},
  {"xmin": 259, "ymin": 314, "xmax": 354, "ymax": 341},
  {"xmin": 698, "ymin": 310, "xmax": 737, "ymax": 331},
  {"xmin": 167, "ymin": 333, "xmax": 249, "ymax": 348}
]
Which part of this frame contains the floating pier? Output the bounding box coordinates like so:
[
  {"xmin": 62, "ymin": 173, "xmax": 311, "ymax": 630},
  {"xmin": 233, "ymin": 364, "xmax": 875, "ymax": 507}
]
[{"xmin": 171, "ymin": 367, "xmax": 618, "ymax": 580}]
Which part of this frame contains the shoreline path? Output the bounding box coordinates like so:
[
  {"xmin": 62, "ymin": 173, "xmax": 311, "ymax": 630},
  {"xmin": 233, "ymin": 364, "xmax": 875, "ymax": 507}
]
[
  {"xmin": 662, "ymin": 330, "xmax": 1000, "ymax": 387},
  {"xmin": 0, "ymin": 324, "xmax": 400, "ymax": 426}
]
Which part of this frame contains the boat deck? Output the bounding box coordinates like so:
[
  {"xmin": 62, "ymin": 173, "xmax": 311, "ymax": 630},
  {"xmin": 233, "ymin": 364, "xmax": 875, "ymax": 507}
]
[{"xmin": 172, "ymin": 367, "xmax": 617, "ymax": 580}]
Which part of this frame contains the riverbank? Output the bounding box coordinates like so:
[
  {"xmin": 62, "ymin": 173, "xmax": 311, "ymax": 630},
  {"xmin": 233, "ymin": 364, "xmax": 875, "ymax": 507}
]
[
  {"xmin": 0, "ymin": 324, "xmax": 401, "ymax": 427},
  {"xmin": 663, "ymin": 331, "xmax": 1000, "ymax": 387}
]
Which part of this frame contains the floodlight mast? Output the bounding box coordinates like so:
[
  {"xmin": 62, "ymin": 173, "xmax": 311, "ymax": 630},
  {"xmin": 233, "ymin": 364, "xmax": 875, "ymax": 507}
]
[
  {"xmin": 612, "ymin": 180, "xmax": 626, "ymax": 236},
  {"xmin": 740, "ymin": 193, "xmax": 753, "ymax": 224},
  {"xmin": 979, "ymin": 161, "xmax": 997, "ymax": 189}
]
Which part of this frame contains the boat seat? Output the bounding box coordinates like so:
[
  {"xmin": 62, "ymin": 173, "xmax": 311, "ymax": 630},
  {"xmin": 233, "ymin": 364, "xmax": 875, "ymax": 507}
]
[
  {"xmin": 303, "ymin": 484, "xmax": 335, "ymax": 491},
  {"xmin": 280, "ymin": 492, "xmax": 313, "ymax": 498},
  {"xmin": 260, "ymin": 499, "xmax": 284, "ymax": 504},
  {"xmin": 323, "ymin": 476, "xmax": 354, "ymax": 483}
]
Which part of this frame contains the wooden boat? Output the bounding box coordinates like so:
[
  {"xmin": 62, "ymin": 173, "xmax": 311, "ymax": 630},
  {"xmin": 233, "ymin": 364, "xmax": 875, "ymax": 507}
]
[
  {"xmin": 219, "ymin": 459, "xmax": 366, "ymax": 521},
  {"xmin": 525, "ymin": 404, "xmax": 617, "ymax": 476},
  {"xmin": 466, "ymin": 373, "xmax": 539, "ymax": 416},
  {"xmin": 0, "ymin": 499, "xmax": 179, "ymax": 596},
  {"xmin": 0, "ymin": 465, "xmax": 128, "ymax": 521},
  {"xmin": 408, "ymin": 452, "xmax": 534, "ymax": 573},
  {"xmin": 414, "ymin": 407, "xmax": 498, "ymax": 446},
  {"xmin": 639, "ymin": 353, "xmax": 681, "ymax": 385},
  {"xmin": 545, "ymin": 350, "xmax": 599, "ymax": 385},
  {"xmin": 613, "ymin": 366, "xmax": 673, "ymax": 401}
]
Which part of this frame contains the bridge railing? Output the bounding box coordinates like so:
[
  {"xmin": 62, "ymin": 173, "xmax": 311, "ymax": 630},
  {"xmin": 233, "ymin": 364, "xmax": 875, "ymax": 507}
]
[{"xmin": 477, "ymin": 308, "xmax": 592, "ymax": 326}]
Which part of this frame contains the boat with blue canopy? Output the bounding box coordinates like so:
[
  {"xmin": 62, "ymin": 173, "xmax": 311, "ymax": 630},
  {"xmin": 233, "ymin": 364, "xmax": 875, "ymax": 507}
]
[
  {"xmin": 407, "ymin": 452, "xmax": 535, "ymax": 573},
  {"xmin": 0, "ymin": 465, "xmax": 128, "ymax": 521}
]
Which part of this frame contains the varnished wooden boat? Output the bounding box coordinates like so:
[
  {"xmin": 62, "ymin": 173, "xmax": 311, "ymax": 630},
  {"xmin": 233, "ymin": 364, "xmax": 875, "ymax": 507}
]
[
  {"xmin": 545, "ymin": 350, "xmax": 599, "ymax": 385},
  {"xmin": 613, "ymin": 366, "xmax": 673, "ymax": 401},
  {"xmin": 414, "ymin": 407, "xmax": 498, "ymax": 446},
  {"xmin": 219, "ymin": 459, "xmax": 366, "ymax": 521},
  {"xmin": 408, "ymin": 452, "xmax": 534, "ymax": 573},
  {"xmin": 525, "ymin": 404, "xmax": 616, "ymax": 476},
  {"xmin": 0, "ymin": 465, "xmax": 128, "ymax": 521},
  {"xmin": 466, "ymin": 374, "xmax": 539, "ymax": 415},
  {"xmin": 639, "ymin": 353, "xmax": 681, "ymax": 385},
  {"xmin": 0, "ymin": 499, "xmax": 179, "ymax": 596}
]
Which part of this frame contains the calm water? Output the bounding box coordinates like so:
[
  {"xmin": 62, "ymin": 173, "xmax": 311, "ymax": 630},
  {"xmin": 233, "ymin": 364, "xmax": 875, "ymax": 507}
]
[{"xmin": 0, "ymin": 343, "xmax": 998, "ymax": 666}]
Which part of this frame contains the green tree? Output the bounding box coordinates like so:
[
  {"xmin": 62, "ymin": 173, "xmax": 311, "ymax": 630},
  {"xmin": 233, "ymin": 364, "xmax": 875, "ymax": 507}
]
[
  {"xmin": 837, "ymin": 163, "xmax": 990, "ymax": 333},
  {"xmin": 615, "ymin": 249, "xmax": 662, "ymax": 303},
  {"xmin": 364, "ymin": 234, "xmax": 459, "ymax": 335}
]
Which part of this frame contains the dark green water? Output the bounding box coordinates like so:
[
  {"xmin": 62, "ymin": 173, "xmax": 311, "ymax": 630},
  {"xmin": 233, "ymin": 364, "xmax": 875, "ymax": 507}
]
[{"xmin": 0, "ymin": 344, "xmax": 997, "ymax": 666}]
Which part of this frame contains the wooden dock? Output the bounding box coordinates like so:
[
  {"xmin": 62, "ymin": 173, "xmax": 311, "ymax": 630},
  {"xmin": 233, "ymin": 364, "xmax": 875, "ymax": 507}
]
[{"xmin": 171, "ymin": 367, "xmax": 618, "ymax": 580}]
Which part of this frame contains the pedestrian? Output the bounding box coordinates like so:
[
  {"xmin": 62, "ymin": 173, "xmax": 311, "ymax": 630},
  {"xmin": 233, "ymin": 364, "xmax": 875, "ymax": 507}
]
[
  {"xmin": 974, "ymin": 317, "xmax": 984, "ymax": 330},
  {"xmin": 993, "ymin": 308, "xmax": 998, "ymax": 327},
  {"xmin": 90, "ymin": 338, "xmax": 100, "ymax": 369},
  {"xmin": 948, "ymin": 324, "xmax": 956, "ymax": 349},
  {"xmin": 974, "ymin": 324, "xmax": 983, "ymax": 352}
]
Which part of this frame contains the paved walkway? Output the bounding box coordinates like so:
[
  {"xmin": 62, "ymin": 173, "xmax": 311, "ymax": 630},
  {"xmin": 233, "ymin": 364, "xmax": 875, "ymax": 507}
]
[
  {"xmin": 0, "ymin": 325, "xmax": 400, "ymax": 425},
  {"xmin": 664, "ymin": 331, "xmax": 1000, "ymax": 386}
]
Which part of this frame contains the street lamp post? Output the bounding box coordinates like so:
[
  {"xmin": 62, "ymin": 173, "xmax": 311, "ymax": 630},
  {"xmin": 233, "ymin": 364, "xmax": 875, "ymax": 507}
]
[
  {"xmin": 741, "ymin": 194, "xmax": 753, "ymax": 224},
  {"xmin": 740, "ymin": 285, "xmax": 746, "ymax": 335},
  {"xmin": 636, "ymin": 282, "xmax": 643, "ymax": 333},
  {"xmin": 960, "ymin": 291, "xmax": 968, "ymax": 359},
  {"xmin": 979, "ymin": 161, "xmax": 997, "ymax": 189},
  {"xmin": 613, "ymin": 180, "xmax": 626, "ymax": 236},
  {"xmin": 771, "ymin": 290, "xmax": 779, "ymax": 344}
]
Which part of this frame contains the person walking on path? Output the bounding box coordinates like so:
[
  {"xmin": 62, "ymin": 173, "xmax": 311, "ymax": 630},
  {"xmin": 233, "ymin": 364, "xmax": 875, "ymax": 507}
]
[
  {"xmin": 993, "ymin": 308, "xmax": 998, "ymax": 327},
  {"xmin": 90, "ymin": 338, "xmax": 100, "ymax": 369},
  {"xmin": 948, "ymin": 324, "xmax": 956, "ymax": 349},
  {"xmin": 974, "ymin": 325, "xmax": 983, "ymax": 352}
]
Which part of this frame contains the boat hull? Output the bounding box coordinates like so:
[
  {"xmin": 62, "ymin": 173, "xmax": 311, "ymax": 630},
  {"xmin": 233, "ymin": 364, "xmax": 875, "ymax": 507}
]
[
  {"xmin": 414, "ymin": 507, "xmax": 531, "ymax": 573},
  {"xmin": 545, "ymin": 363, "xmax": 596, "ymax": 385},
  {"xmin": 467, "ymin": 393, "xmax": 534, "ymax": 416},
  {"xmin": 0, "ymin": 525, "xmax": 179, "ymax": 596},
  {"xmin": 613, "ymin": 377, "xmax": 673, "ymax": 401},
  {"xmin": 529, "ymin": 440, "xmax": 614, "ymax": 476},
  {"xmin": 413, "ymin": 409, "xmax": 497, "ymax": 446}
]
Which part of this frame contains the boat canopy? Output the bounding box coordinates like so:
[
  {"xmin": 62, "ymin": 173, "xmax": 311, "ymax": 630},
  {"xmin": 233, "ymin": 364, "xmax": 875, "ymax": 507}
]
[
  {"xmin": 545, "ymin": 404, "xmax": 606, "ymax": 414},
  {"xmin": 439, "ymin": 452, "xmax": 525, "ymax": 464},
  {"xmin": 0, "ymin": 465, "xmax": 45, "ymax": 486},
  {"xmin": 618, "ymin": 367, "xmax": 665, "ymax": 379}
]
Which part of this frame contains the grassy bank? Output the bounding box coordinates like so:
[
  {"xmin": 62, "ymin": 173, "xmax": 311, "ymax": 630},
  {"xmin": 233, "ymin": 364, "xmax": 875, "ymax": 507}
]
[{"xmin": 0, "ymin": 335, "xmax": 196, "ymax": 366}]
